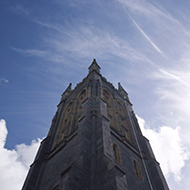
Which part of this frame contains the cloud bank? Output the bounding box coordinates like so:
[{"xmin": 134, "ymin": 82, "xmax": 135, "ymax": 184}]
[
  {"xmin": 0, "ymin": 119, "xmax": 41, "ymax": 190},
  {"xmin": 137, "ymin": 116, "xmax": 190, "ymax": 181}
]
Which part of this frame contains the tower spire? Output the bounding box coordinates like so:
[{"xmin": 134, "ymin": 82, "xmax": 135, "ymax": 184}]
[{"xmin": 88, "ymin": 59, "xmax": 101, "ymax": 74}]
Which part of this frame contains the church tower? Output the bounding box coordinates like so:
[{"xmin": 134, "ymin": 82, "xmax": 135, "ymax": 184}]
[{"xmin": 22, "ymin": 60, "xmax": 169, "ymax": 190}]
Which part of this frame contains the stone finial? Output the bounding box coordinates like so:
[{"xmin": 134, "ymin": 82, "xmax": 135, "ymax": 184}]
[
  {"xmin": 118, "ymin": 82, "xmax": 129, "ymax": 101},
  {"xmin": 65, "ymin": 83, "xmax": 72, "ymax": 92},
  {"xmin": 118, "ymin": 82, "xmax": 126, "ymax": 93},
  {"xmin": 88, "ymin": 59, "xmax": 101, "ymax": 74},
  {"xmin": 61, "ymin": 83, "xmax": 72, "ymax": 101}
]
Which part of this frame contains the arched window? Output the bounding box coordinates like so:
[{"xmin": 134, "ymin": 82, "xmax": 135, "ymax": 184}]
[
  {"xmin": 102, "ymin": 88, "xmax": 117, "ymax": 129},
  {"xmin": 76, "ymin": 88, "xmax": 86, "ymax": 120},
  {"xmin": 113, "ymin": 143, "xmax": 122, "ymax": 164},
  {"xmin": 60, "ymin": 101, "xmax": 73, "ymax": 138},
  {"xmin": 116, "ymin": 99, "xmax": 133, "ymax": 143},
  {"xmin": 133, "ymin": 160, "xmax": 143, "ymax": 180},
  {"xmin": 79, "ymin": 89, "xmax": 86, "ymax": 100},
  {"xmin": 52, "ymin": 101, "xmax": 74, "ymax": 149}
]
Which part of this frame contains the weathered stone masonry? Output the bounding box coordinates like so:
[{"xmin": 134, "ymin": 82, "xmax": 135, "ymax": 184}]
[{"xmin": 22, "ymin": 59, "xmax": 169, "ymax": 190}]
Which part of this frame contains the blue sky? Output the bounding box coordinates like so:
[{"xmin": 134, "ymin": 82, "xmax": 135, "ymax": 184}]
[{"xmin": 1, "ymin": 0, "xmax": 190, "ymax": 189}]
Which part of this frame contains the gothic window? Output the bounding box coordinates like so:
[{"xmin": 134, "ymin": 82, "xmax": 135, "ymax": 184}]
[
  {"xmin": 116, "ymin": 100, "xmax": 132, "ymax": 142},
  {"xmin": 113, "ymin": 143, "xmax": 122, "ymax": 164},
  {"xmin": 61, "ymin": 101, "xmax": 73, "ymax": 136},
  {"xmin": 116, "ymin": 100, "xmax": 126, "ymax": 120},
  {"xmin": 79, "ymin": 89, "xmax": 86, "ymax": 101},
  {"xmin": 102, "ymin": 88, "xmax": 116, "ymax": 129},
  {"xmin": 52, "ymin": 101, "xmax": 74, "ymax": 149},
  {"xmin": 133, "ymin": 160, "xmax": 143, "ymax": 180},
  {"xmin": 76, "ymin": 88, "xmax": 86, "ymax": 120},
  {"xmin": 103, "ymin": 89, "xmax": 111, "ymax": 101}
]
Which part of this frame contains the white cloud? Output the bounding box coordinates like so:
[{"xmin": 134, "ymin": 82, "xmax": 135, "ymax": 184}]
[
  {"xmin": 0, "ymin": 119, "xmax": 41, "ymax": 190},
  {"xmin": 137, "ymin": 116, "xmax": 190, "ymax": 181},
  {"xmin": 0, "ymin": 120, "xmax": 7, "ymax": 148},
  {"xmin": 0, "ymin": 78, "xmax": 9, "ymax": 83},
  {"xmin": 16, "ymin": 140, "xmax": 41, "ymax": 169}
]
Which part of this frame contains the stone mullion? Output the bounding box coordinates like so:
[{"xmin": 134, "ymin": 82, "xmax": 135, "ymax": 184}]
[
  {"xmin": 112, "ymin": 98, "xmax": 121, "ymax": 132},
  {"xmin": 87, "ymin": 80, "xmax": 92, "ymax": 98},
  {"xmin": 68, "ymin": 99, "xmax": 77, "ymax": 135}
]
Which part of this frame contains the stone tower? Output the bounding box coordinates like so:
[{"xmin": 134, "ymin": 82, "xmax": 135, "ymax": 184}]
[{"xmin": 22, "ymin": 60, "xmax": 169, "ymax": 190}]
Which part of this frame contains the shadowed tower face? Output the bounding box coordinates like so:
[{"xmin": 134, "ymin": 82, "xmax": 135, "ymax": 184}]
[{"xmin": 22, "ymin": 59, "xmax": 169, "ymax": 190}]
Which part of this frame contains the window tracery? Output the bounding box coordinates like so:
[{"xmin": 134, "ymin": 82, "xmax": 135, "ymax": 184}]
[
  {"xmin": 52, "ymin": 100, "xmax": 74, "ymax": 149},
  {"xmin": 116, "ymin": 100, "xmax": 132, "ymax": 142},
  {"xmin": 76, "ymin": 88, "xmax": 86, "ymax": 120},
  {"xmin": 102, "ymin": 88, "xmax": 117, "ymax": 130}
]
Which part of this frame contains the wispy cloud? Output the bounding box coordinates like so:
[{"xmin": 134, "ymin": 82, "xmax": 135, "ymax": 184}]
[
  {"xmin": 12, "ymin": 5, "xmax": 29, "ymax": 16},
  {"xmin": 12, "ymin": 24, "xmax": 152, "ymax": 65},
  {"xmin": 157, "ymin": 69, "xmax": 189, "ymax": 87},
  {"xmin": 117, "ymin": 0, "xmax": 162, "ymax": 18},
  {"xmin": 11, "ymin": 47, "xmax": 65, "ymax": 63},
  {"xmin": 44, "ymin": 25, "xmax": 154, "ymax": 65},
  {"xmin": 128, "ymin": 14, "xmax": 164, "ymax": 56},
  {"xmin": 151, "ymin": 67, "xmax": 190, "ymax": 118},
  {"xmin": 117, "ymin": 0, "xmax": 178, "ymax": 23},
  {"xmin": 35, "ymin": 20, "xmax": 62, "ymax": 32},
  {"xmin": 12, "ymin": 47, "xmax": 48, "ymax": 57},
  {"xmin": 117, "ymin": 0, "xmax": 190, "ymax": 59},
  {"xmin": 0, "ymin": 78, "xmax": 9, "ymax": 83}
]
